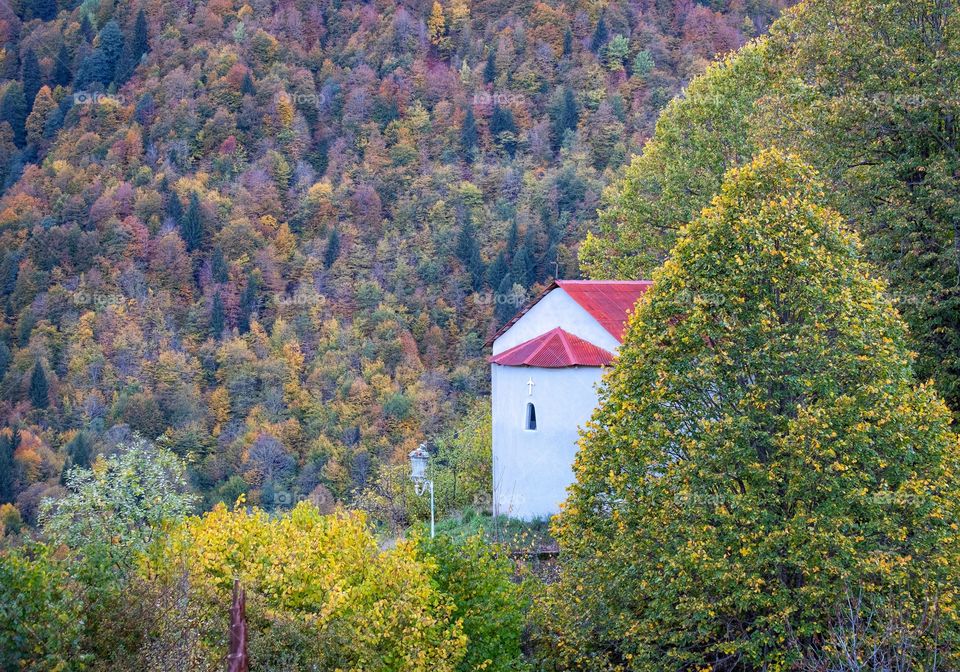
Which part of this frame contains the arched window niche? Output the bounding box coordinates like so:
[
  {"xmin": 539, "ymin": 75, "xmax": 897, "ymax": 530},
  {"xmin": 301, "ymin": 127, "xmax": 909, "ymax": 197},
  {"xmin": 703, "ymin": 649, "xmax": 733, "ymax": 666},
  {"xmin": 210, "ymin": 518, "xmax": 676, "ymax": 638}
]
[{"xmin": 525, "ymin": 402, "xmax": 537, "ymax": 431}]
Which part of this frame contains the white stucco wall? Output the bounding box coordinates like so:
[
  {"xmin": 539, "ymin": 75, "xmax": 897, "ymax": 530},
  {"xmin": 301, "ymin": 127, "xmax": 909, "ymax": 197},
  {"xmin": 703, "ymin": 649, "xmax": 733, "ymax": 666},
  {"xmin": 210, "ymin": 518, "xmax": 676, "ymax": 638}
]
[
  {"xmin": 491, "ymin": 364, "xmax": 606, "ymax": 520},
  {"xmin": 491, "ymin": 288, "xmax": 620, "ymax": 355}
]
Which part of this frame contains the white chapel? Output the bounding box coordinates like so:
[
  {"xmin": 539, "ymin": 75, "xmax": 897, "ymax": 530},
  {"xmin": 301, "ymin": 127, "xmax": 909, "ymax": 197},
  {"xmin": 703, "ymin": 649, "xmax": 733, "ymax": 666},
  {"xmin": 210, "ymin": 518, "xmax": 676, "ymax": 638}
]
[{"xmin": 489, "ymin": 280, "xmax": 652, "ymax": 520}]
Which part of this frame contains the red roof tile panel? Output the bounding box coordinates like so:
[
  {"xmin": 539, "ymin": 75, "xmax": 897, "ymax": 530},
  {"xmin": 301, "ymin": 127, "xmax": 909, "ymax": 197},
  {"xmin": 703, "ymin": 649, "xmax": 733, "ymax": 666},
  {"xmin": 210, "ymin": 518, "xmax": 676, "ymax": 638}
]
[
  {"xmin": 489, "ymin": 327, "xmax": 614, "ymax": 367},
  {"xmin": 555, "ymin": 280, "xmax": 652, "ymax": 341},
  {"xmin": 486, "ymin": 280, "xmax": 653, "ymax": 346}
]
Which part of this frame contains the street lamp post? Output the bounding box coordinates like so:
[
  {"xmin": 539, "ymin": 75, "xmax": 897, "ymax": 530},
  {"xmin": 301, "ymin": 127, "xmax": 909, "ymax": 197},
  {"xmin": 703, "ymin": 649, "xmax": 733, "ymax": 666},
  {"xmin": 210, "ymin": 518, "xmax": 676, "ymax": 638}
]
[{"xmin": 409, "ymin": 444, "xmax": 434, "ymax": 538}]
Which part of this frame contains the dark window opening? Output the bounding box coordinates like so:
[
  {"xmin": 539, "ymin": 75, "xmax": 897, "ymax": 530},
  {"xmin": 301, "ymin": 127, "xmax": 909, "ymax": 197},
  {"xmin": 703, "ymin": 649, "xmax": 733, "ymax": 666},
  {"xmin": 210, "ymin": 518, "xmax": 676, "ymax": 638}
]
[{"xmin": 525, "ymin": 403, "xmax": 537, "ymax": 431}]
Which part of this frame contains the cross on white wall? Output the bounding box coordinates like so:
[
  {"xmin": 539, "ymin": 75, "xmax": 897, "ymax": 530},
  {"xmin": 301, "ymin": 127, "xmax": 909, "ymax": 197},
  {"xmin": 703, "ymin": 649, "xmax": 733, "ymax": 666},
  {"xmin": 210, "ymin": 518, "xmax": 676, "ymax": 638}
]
[{"xmin": 527, "ymin": 377, "xmax": 535, "ymax": 396}]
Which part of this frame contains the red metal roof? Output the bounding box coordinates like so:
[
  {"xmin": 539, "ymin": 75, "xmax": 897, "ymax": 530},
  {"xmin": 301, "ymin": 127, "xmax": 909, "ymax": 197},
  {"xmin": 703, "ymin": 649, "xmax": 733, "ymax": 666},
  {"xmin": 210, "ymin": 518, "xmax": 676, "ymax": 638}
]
[
  {"xmin": 556, "ymin": 280, "xmax": 653, "ymax": 341},
  {"xmin": 489, "ymin": 327, "xmax": 614, "ymax": 367},
  {"xmin": 487, "ymin": 280, "xmax": 652, "ymax": 346}
]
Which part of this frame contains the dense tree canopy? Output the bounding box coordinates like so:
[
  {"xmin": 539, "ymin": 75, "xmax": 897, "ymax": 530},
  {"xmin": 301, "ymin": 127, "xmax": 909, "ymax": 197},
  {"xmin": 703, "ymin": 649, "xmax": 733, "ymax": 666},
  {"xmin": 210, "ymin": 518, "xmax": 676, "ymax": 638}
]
[
  {"xmin": 582, "ymin": 0, "xmax": 960, "ymax": 415},
  {"xmin": 541, "ymin": 150, "xmax": 960, "ymax": 670}
]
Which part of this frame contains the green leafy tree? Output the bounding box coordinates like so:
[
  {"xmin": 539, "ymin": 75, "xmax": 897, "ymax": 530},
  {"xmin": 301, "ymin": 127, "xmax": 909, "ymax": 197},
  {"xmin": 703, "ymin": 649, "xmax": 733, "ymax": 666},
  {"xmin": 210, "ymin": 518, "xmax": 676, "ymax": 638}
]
[
  {"xmin": 585, "ymin": 0, "xmax": 960, "ymax": 415},
  {"xmin": 541, "ymin": 151, "xmax": 960, "ymax": 670},
  {"xmin": 631, "ymin": 49, "xmax": 654, "ymax": 79},
  {"xmin": 29, "ymin": 359, "xmax": 49, "ymax": 409},
  {"xmin": 580, "ymin": 40, "xmax": 769, "ymax": 279},
  {"xmin": 0, "ymin": 545, "xmax": 88, "ymax": 672},
  {"xmin": 417, "ymin": 534, "xmax": 530, "ymax": 672},
  {"xmin": 41, "ymin": 438, "xmax": 197, "ymax": 578},
  {"xmin": 604, "ymin": 35, "xmax": 629, "ymax": 71}
]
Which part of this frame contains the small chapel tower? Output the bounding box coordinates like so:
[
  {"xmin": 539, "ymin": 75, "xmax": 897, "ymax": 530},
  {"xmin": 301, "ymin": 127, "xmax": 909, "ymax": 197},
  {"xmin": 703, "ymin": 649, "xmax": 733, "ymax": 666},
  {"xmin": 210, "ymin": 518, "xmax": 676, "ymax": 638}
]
[{"xmin": 489, "ymin": 280, "xmax": 651, "ymax": 520}]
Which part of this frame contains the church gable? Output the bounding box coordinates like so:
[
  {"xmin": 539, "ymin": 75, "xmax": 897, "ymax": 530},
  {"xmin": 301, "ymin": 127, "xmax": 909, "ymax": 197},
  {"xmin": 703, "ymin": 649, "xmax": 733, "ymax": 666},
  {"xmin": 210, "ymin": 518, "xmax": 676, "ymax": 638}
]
[{"xmin": 490, "ymin": 280, "xmax": 651, "ymax": 359}]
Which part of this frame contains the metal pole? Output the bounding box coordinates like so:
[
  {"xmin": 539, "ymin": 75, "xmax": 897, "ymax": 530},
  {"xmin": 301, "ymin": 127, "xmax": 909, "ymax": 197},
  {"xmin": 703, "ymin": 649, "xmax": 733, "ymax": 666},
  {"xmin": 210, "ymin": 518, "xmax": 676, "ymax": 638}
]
[{"xmin": 429, "ymin": 480, "xmax": 435, "ymax": 538}]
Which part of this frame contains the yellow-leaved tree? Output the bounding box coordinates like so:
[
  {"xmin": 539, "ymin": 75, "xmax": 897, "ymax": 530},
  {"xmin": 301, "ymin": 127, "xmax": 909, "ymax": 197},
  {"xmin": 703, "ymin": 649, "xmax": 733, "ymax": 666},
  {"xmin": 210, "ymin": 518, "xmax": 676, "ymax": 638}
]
[
  {"xmin": 148, "ymin": 501, "xmax": 467, "ymax": 671},
  {"xmin": 536, "ymin": 150, "xmax": 960, "ymax": 670}
]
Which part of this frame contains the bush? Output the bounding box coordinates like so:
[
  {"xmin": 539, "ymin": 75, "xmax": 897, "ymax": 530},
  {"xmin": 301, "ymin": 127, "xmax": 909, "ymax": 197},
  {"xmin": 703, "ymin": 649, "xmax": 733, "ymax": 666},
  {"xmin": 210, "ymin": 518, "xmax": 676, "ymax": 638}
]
[
  {"xmin": 149, "ymin": 501, "xmax": 468, "ymax": 671},
  {"xmin": 0, "ymin": 544, "xmax": 88, "ymax": 671},
  {"xmin": 418, "ymin": 533, "xmax": 531, "ymax": 672}
]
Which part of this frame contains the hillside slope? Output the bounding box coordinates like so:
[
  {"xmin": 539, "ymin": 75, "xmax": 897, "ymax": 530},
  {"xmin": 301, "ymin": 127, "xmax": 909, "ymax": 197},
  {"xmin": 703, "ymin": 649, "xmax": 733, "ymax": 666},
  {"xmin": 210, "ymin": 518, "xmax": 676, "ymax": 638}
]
[{"xmin": 0, "ymin": 0, "xmax": 789, "ymax": 518}]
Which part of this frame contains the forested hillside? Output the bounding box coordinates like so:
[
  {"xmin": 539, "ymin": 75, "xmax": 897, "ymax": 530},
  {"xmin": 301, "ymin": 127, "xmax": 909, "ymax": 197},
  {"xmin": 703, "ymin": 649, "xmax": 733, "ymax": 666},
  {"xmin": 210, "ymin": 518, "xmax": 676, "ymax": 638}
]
[{"xmin": 0, "ymin": 0, "xmax": 790, "ymax": 520}]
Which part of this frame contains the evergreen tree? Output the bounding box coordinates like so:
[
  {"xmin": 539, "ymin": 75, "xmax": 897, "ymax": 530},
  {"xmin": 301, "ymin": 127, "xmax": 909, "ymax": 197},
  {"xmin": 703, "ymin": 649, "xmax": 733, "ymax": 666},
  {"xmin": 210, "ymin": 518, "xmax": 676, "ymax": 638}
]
[
  {"xmin": 486, "ymin": 250, "xmax": 508, "ymax": 291},
  {"xmin": 494, "ymin": 273, "xmax": 514, "ymax": 324},
  {"xmin": 239, "ymin": 269, "xmax": 260, "ymax": 333},
  {"xmin": 590, "ymin": 16, "xmax": 608, "ymax": 53},
  {"xmin": 0, "ymin": 340, "xmax": 10, "ymax": 382},
  {"xmin": 75, "ymin": 49, "xmax": 111, "ymax": 87},
  {"xmin": 0, "ymin": 428, "xmax": 17, "ymax": 504},
  {"xmin": 490, "ymin": 104, "xmax": 517, "ymax": 156},
  {"xmin": 74, "ymin": 20, "xmax": 126, "ymax": 86},
  {"xmin": 65, "ymin": 431, "xmax": 92, "ymax": 472},
  {"xmin": 130, "ymin": 9, "xmax": 149, "ymax": 62},
  {"xmin": 79, "ymin": 14, "xmax": 94, "ymax": 42},
  {"xmin": 483, "ymin": 49, "xmax": 496, "ymax": 84},
  {"xmin": 456, "ymin": 215, "xmax": 484, "ymax": 291},
  {"xmin": 510, "ymin": 242, "xmax": 533, "ymax": 288},
  {"xmin": 98, "ymin": 20, "xmax": 125, "ymax": 66},
  {"xmin": 0, "ymin": 84, "xmax": 28, "ymax": 148},
  {"xmin": 25, "ymin": 0, "xmax": 57, "ymax": 21},
  {"xmin": 21, "ymin": 50, "xmax": 42, "ymax": 113},
  {"xmin": 116, "ymin": 10, "xmax": 149, "ymax": 84},
  {"xmin": 523, "ymin": 225, "xmax": 540, "ymax": 282},
  {"xmin": 180, "ymin": 192, "xmax": 203, "ymax": 252},
  {"xmin": 506, "ymin": 220, "xmax": 518, "ymax": 254},
  {"xmin": 540, "ymin": 150, "xmax": 960, "ymax": 670},
  {"xmin": 210, "ymin": 292, "xmax": 225, "ymax": 337},
  {"xmin": 29, "ymin": 360, "xmax": 49, "ymax": 409},
  {"xmin": 167, "ymin": 191, "xmax": 183, "ymax": 225},
  {"xmin": 324, "ymin": 228, "xmax": 341, "ymax": 269},
  {"xmin": 460, "ymin": 107, "xmax": 477, "ymax": 161},
  {"xmin": 562, "ymin": 29, "xmax": 573, "ymax": 57},
  {"xmin": 489, "ymin": 104, "xmax": 516, "ymax": 136},
  {"xmin": 550, "ymin": 88, "xmax": 578, "ymax": 151},
  {"xmin": 240, "ymin": 72, "xmax": 256, "ymax": 96},
  {"xmin": 53, "ymin": 44, "xmax": 73, "ymax": 87},
  {"xmin": 211, "ymin": 247, "xmax": 229, "ymax": 283}
]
